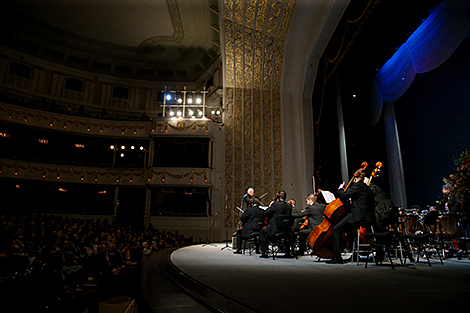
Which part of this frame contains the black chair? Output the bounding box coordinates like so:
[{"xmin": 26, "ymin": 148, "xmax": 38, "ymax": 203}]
[
  {"xmin": 351, "ymin": 222, "xmax": 374, "ymax": 266},
  {"xmin": 404, "ymin": 213, "xmax": 444, "ymax": 267},
  {"xmin": 364, "ymin": 206, "xmax": 410, "ymax": 269},
  {"xmin": 269, "ymin": 214, "xmax": 297, "ymax": 259},
  {"xmin": 242, "ymin": 217, "xmax": 266, "ymax": 255}
]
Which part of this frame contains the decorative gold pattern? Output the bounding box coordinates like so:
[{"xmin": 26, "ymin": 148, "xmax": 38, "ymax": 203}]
[
  {"xmin": 0, "ymin": 159, "xmax": 209, "ymax": 186},
  {"xmin": 156, "ymin": 119, "xmax": 209, "ymax": 132},
  {"xmin": 223, "ymin": 0, "xmax": 296, "ymax": 225},
  {"xmin": 1, "ymin": 103, "xmax": 210, "ymax": 136}
]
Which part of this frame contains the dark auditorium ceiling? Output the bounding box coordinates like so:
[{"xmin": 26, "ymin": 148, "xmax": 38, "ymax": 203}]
[{"xmin": 1, "ymin": 0, "xmax": 221, "ymax": 82}]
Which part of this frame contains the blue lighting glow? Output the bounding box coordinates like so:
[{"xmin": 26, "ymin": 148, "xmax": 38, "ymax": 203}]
[{"xmin": 374, "ymin": 0, "xmax": 470, "ymax": 102}]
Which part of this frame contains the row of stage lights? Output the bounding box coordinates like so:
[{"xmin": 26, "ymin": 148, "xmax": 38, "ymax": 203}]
[
  {"xmin": 165, "ymin": 93, "xmax": 203, "ymax": 104},
  {"xmin": 167, "ymin": 108, "xmax": 221, "ymax": 117},
  {"xmin": 161, "ymin": 87, "xmax": 223, "ymax": 119}
]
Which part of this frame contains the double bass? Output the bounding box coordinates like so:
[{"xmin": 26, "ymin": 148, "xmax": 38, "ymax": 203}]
[
  {"xmin": 307, "ymin": 162, "xmax": 368, "ymax": 258},
  {"xmin": 367, "ymin": 162, "xmax": 383, "ymax": 186}
]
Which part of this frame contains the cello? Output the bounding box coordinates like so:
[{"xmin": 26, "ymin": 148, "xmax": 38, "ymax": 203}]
[{"xmin": 307, "ymin": 162, "xmax": 368, "ymax": 258}]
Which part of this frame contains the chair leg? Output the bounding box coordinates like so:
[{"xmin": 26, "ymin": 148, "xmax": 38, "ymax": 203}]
[
  {"xmin": 365, "ymin": 246, "xmax": 371, "ymax": 268},
  {"xmin": 387, "ymin": 249, "xmax": 395, "ymax": 270},
  {"xmin": 356, "ymin": 227, "xmax": 360, "ymax": 266},
  {"xmin": 423, "ymin": 246, "xmax": 432, "ymax": 267}
]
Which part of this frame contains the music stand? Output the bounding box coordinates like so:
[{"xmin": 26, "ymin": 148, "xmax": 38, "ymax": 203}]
[
  {"xmin": 202, "ymin": 212, "xmax": 218, "ymax": 247},
  {"xmin": 221, "ymin": 205, "xmax": 232, "ymax": 250}
]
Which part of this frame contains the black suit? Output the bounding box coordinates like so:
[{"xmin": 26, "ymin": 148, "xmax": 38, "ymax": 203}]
[
  {"xmin": 260, "ymin": 200, "xmax": 292, "ymax": 255},
  {"xmin": 293, "ymin": 202, "xmax": 326, "ymax": 254},
  {"xmin": 235, "ymin": 205, "xmax": 265, "ymax": 250},
  {"xmin": 333, "ymin": 180, "xmax": 375, "ymax": 253},
  {"xmin": 369, "ymin": 183, "xmax": 394, "ymax": 229},
  {"xmin": 241, "ymin": 193, "xmax": 252, "ymax": 212}
]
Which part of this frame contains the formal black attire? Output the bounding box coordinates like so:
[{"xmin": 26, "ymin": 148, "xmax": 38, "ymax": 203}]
[
  {"xmin": 235, "ymin": 205, "xmax": 265, "ymax": 251},
  {"xmin": 260, "ymin": 200, "xmax": 293, "ymax": 256},
  {"xmin": 293, "ymin": 202, "xmax": 326, "ymax": 254},
  {"xmin": 369, "ymin": 183, "xmax": 394, "ymax": 229},
  {"xmin": 333, "ymin": 180, "xmax": 375, "ymax": 254},
  {"xmin": 241, "ymin": 193, "xmax": 253, "ymax": 212}
]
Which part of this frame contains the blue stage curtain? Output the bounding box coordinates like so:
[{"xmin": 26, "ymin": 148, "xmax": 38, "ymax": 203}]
[{"xmin": 375, "ymin": 0, "xmax": 470, "ymax": 103}]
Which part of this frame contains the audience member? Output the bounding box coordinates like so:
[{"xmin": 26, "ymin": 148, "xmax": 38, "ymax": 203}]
[{"xmin": 0, "ymin": 212, "xmax": 196, "ymax": 312}]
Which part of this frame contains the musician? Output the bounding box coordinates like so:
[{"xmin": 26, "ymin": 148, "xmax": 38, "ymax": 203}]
[
  {"xmin": 259, "ymin": 190, "xmax": 293, "ymax": 258},
  {"xmin": 293, "ymin": 193, "xmax": 326, "ymax": 255},
  {"xmin": 233, "ymin": 197, "xmax": 265, "ymax": 254},
  {"xmin": 364, "ymin": 177, "xmax": 394, "ymax": 231},
  {"xmin": 327, "ymin": 172, "xmax": 375, "ymax": 264},
  {"xmin": 442, "ymin": 184, "xmax": 461, "ymax": 214},
  {"xmin": 288, "ymin": 198, "xmax": 298, "ymax": 214},
  {"xmin": 241, "ymin": 187, "xmax": 255, "ymax": 212}
]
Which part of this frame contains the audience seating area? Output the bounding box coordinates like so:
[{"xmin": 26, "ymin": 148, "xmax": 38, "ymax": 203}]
[{"xmin": 0, "ymin": 212, "xmax": 196, "ymax": 313}]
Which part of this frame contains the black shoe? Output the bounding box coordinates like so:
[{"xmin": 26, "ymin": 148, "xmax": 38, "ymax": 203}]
[
  {"xmin": 233, "ymin": 250, "xmax": 242, "ymax": 254},
  {"xmin": 259, "ymin": 253, "xmax": 269, "ymax": 258},
  {"xmin": 326, "ymin": 256, "xmax": 344, "ymax": 264}
]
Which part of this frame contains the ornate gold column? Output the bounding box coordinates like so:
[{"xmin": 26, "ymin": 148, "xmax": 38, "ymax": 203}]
[{"xmin": 223, "ymin": 0, "xmax": 296, "ymax": 225}]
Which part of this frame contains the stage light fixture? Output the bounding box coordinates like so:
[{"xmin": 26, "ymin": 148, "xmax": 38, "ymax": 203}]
[
  {"xmin": 121, "ymin": 145, "xmax": 125, "ymax": 150},
  {"xmin": 196, "ymin": 98, "xmax": 202, "ymax": 104},
  {"xmin": 131, "ymin": 145, "xmax": 135, "ymax": 150},
  {"xmin": 166, "ymin": 94, "xmax": 172, "ymax": 101},
  {"xmin": 110, "ymin": 145, "xmax": 115, "ymax": 150},
  {"xmin": 120, "ymin": 153, "xmax": 124, "ymax": 157},
  {"xmin": 177, "ymin": 110, "xmax": 182, "ymax": 117},
  {"xmin": 187, "ymin": 98, "xmax": 193, "ymax": 104}
]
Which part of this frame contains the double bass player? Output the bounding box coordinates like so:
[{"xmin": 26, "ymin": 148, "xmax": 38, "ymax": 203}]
[{"xmin": 327, "ymin": 171, "xmax": 375, "ymax": 264}]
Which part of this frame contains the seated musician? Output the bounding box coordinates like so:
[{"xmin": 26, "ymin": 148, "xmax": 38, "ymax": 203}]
[
  {"xmin": 293, "ymin": 193, "xmax": 326, "ymax": 255},
  {"xmin": 234, "ymin": 197, "xmax": 265, "ymax": 254},
  {"xmin": 327, "ymin": 172, "xmax": 375, "ymax": 264},
  {"xmin": 288, "ymin": 198, "xmax": 297, "ymax": 214},
  {"xmin": 241, "ymin": 187, "xmax": 255, "ymax": 212},
  {"xmin": 259, "ymin": 190, "xmax": 293, "ymax": 258}
]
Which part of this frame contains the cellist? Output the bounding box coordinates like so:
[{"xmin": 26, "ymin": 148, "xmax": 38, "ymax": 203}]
[
  {"xmin": 292, "ymin": 193, "xmax": 326, "ymax": 255},
  {"xmin": 327, "ymin": 171, "xmax": 375, "ymax": 264}
]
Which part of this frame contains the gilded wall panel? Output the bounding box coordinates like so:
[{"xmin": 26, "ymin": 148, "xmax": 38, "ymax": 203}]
[
  {"xmin": 223, "ymin": 0, "xmax": 296, "ymax": 211},
  {"xmin": 256, "ymin": 0, "xmax": 269, "ymax": 33}
]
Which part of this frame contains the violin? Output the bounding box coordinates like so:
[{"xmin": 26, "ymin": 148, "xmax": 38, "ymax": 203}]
[{"xmin": 307, "ymin": 162, "xmax": 368, "ymax": 258}]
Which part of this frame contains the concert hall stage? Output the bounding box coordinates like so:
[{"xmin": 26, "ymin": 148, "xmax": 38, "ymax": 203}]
[{"xmin": 140, "ymin": 244, "xmax": 470, "ymax": 313}]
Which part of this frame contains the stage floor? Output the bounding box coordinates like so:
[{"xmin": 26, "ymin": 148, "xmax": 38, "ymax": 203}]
[{"xmin": 142, "ymin": 243, "xmax": 470, "ymax": 313}]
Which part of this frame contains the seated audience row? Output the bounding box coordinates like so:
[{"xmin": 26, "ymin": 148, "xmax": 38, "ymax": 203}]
[{"xmin": 0, "ymin": 213, "xmax": 195, "ymax": 312}]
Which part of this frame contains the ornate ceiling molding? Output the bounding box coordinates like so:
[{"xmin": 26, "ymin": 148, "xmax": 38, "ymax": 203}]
[{"xmin": 139, "ymin": 0, "xmax": 185, "ymax": 51}]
